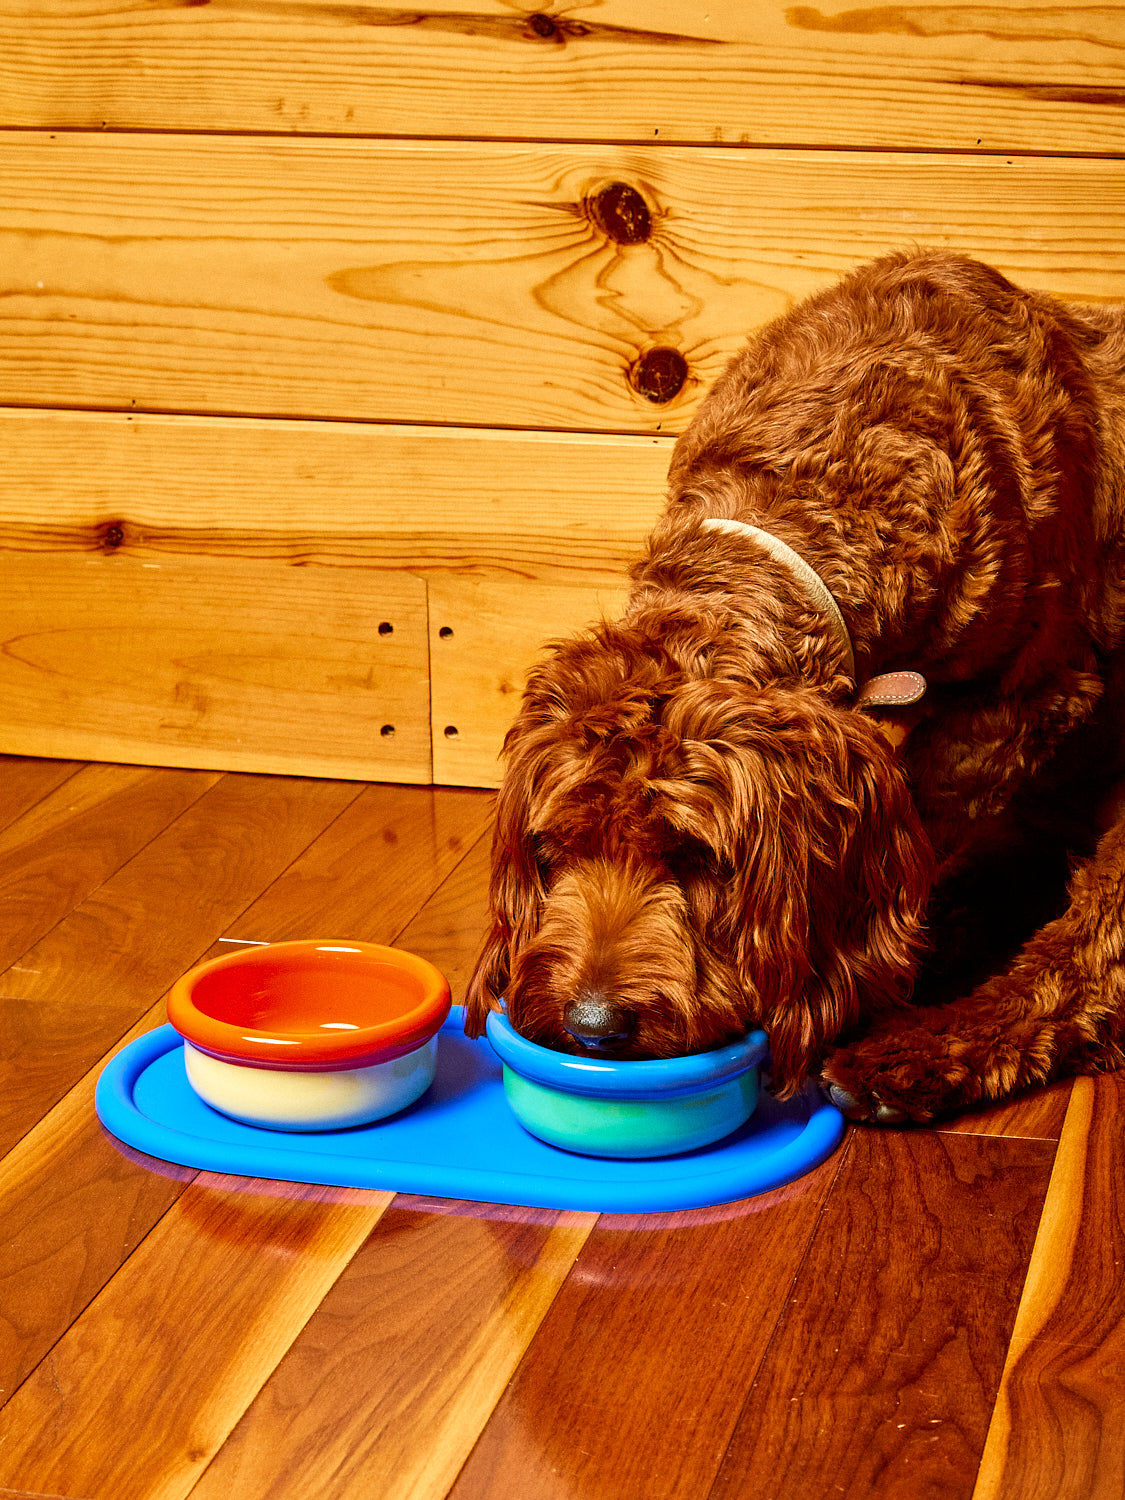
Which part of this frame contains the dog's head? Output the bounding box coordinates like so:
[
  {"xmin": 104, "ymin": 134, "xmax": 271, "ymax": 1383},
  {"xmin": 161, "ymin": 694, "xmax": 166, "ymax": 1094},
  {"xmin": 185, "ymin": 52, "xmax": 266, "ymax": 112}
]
[{"xmin": 464, "ymin": 626, "xmax": 934, "ymax": 1096}]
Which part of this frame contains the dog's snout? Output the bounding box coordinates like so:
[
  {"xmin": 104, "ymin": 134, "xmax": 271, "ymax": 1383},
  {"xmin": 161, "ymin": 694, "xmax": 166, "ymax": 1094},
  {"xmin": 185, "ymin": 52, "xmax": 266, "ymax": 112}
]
[{"xmin": 563, "ymin": 996, "xmax": 634, "ymax": 1050}]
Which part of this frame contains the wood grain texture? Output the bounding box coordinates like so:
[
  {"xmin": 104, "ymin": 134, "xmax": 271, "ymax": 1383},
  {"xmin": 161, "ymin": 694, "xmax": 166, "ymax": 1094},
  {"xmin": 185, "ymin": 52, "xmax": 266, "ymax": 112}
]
[
  {"xmin": 429, "ymin": 576, "xmax": 629, "ymax": 787},
  {"xmin": 0, "ymin": 995, "xmax": 154, "ymax": 1158},
  {"xmin": 708, "ymin": 1130, "xmax": 1057, "ymax": 1500},
  {"xmin": 187, "ymin": 1201, "xmax": 595, "ymax": 1500},
  {"xmin": 0, "ymin": 764, "xmax": 1118, "ymax": 1499},
  {"xmin": 0, "ymin": 763, "xmax": 219, "ymax": 973},
  {"xmin": 0, "ymin": 754, "xmax": 82, "ymax": 832},
  {"xmin": 392, "ymin": 824, "xmax": 493, "ymax": 1004},
  {"xmin": 0, "ymin": 1004, "xmax": 195, "ymax": 1406},
  {"xmin": 0, "ymin": 413, "xmax": 667, "ymax": 785},
  {"xmin": 0, "ymin": 1173, "xmax": 391, "ymax": 1500},
  {"xmin": 936, "ymin": 1077, "xmax": 1073, "ymax": 1142},
  {"xmin": 0, "ymin": 773, "xmax": 361, "ymax": 1134},
  {"xmin": 1, "ymin": 409, "xmax": 671, "ymax": 588},
  {"xmin": 0, "ymin": 552, "xmax": 432, "ymax": 781},
  {"xmin": 221, "ymin": 782, "xmax": 494, "ymax": 948},
  {"xmin": 2, "ymin": 0, "xmax": 1123, "ymax": 153},
  {"xmin": 1, "ymin": 772, "xmax": 363, "ymax": 1009},
  {"xmin": 974, "ymin": 1073, "xmax": 1125, "ymax": 1500},
  {"xmin": 448, "ymin": 1147, "xmax": 851, "ymax": 1500},
  {"xmin": 4, "ymin": 137, "xmax": 1124, "ymax": 433},
  {"xmin": 0, "ymin": 776, "xmax": 490, "ymax": 1424}
]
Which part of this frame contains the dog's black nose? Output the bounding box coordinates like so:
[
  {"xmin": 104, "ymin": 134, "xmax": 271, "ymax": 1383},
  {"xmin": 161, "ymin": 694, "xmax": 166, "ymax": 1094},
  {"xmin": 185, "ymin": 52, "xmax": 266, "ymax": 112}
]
[{"xmin": 563, "ymin": 997, "xmax": 634, "ymax": 1050}]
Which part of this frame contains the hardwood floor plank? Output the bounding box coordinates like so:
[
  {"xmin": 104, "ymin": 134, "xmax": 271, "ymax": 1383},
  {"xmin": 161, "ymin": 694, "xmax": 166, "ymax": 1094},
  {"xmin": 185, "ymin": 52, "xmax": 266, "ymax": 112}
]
[
  {"xmin": 973, "ymin": 1073, "xmax": 1125, "ymax": 1500},
  {"xmin": 0, "ymin": 779, "xmax": 491, "ymax": 1427},
  {"xmin": 186, "ymin": 1199, "xmax": 595, "ymax": 1500},
  {"xmin": 447, "ymin": 1146, "xmax": 851, "ymax": 1500},
  {"xmin": 0, "ymin": 763, "xmax": 220, "ymax": 973},
  {"xmin": 936, "ymin": 1079, "xmax": 1073, "ymax": 1142},
  {"xmin": 0, "ymin": 778, "xmax": 495, "ymax": 1396},
  {"xmin": 183, "ymin": 787, "xmax": 494, "ymax": 1015},
  {"xmin": 0, "ymin": 1174, "xmax": 390, "ymax": 1500},
  {"xmin": 176, "ymin": 809, "xmax": 523, "ymax": 1499},
  {"xmin": 0, "ymin": 1006, "xmax": 193, "ymax": 1409},
  {"xmin": 0, "ymin": 997, "xmax": 140, "ymax": 1159},
  {"xmin": 0, "ymin": 755, "xmax": 84, "ymax": 833},
  {"xmin": 708, "ymin": 1131, "xmax": 1057, "ymax": 1500},
  {"xmin": 393, "ymin": 825, "xmax": 493, "ymax": 1003},
  {"xmin": 0, "ymin": 773, "xmax": 364, "ymax": 1010},
  {"xmin": 0, "ymin": 774, "xmax": 362, "ymax": 1144},
  {"xmin": 223, "ymin": 783, "xmax": 494, "ymax": 952}
]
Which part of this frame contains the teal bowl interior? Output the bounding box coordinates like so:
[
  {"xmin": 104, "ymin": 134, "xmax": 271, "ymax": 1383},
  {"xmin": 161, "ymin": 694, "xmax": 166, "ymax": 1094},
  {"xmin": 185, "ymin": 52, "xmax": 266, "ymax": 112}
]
[{"xmin": 485, "ymin": 1011, "xmax": 769, "ymax": 1159}]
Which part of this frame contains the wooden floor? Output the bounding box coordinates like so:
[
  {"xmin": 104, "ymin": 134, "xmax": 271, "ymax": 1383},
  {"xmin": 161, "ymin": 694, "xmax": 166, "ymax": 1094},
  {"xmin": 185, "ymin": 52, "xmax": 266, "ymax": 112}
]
[{"xmin": 0, "ymin": 756, "xmax": 1122, "ymax": 1500}]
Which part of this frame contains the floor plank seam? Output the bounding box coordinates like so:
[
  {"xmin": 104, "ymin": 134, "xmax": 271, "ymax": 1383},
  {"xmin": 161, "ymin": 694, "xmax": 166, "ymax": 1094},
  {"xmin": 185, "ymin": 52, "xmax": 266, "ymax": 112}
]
[
  {"xmin": 0, "ymin": 766, "xmax": 227, "ymax": 1004},
  {"xmin": 440, "ymin": 1208, "xmax": 603, "ymax": 1500},
  {"xmin": 0, "ymin": 1009, "xmax": 166, "ymax": 1169},
  {"xmin": 88, "ymin": 768, "xmax": 225, "ymax": 877},
  {"xmin": 698, "ymin": 1130, "xmax": 858, "ymax": 1500},
  {"xmin": 0, "ymin": 760, "xmax": 88, "ymax": 841},
  {"xmin": 0, "ymin": 1485, "xmax": 87, "ymax": 1500},
  {"xmin": 203, "ymin": 777, "xmax": 372, "ymax": 943},
  {"xmin": 0, "ymin": 1172, "xmax": 199, "ymax": 1420},
  {"xmin": 933, "ymin": 1128, "xmax": 1062, "ymax": 1143},
  {"xmin": 388, "ymin": 815, "xmax": 497, "ymax": 954},
  {"xmin": 0, "ymin": 966, "xmax": 204, "ymax": 1166}
]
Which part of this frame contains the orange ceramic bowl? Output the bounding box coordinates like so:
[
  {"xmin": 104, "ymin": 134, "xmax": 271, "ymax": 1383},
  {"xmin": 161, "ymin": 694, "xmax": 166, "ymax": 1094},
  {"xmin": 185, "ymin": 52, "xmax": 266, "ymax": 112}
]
[{"xmin": 166, "ymin": 941, "xmax": 451, "ymax": 1131}]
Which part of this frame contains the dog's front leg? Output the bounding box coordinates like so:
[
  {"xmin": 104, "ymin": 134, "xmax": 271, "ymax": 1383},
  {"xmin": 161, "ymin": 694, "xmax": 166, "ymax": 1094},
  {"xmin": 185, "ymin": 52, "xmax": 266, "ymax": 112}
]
[{"xmin": 821, "ymin": 813, "xmax": 1125, "ymax": 1124}]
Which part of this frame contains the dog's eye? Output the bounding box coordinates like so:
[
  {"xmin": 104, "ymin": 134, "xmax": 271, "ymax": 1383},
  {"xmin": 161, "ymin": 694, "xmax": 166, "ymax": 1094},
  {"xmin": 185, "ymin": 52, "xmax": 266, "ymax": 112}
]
[{"xmin": 666, "ymin": 838, "xmax": 725, "ymax": 880}]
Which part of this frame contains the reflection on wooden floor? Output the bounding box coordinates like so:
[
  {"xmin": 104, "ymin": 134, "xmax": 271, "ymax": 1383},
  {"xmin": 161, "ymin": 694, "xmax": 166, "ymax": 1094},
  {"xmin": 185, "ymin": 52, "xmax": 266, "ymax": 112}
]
[{"xmin": 0, "ymin": 757, "xmax": 1121, "ymax": 1500}]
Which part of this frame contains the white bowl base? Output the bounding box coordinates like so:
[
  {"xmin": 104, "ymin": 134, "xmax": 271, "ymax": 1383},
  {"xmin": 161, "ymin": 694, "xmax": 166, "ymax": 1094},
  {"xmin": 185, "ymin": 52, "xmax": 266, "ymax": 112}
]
[{"xmin": 183, "ymin": 1037, "xmax": 438, "ymax": 1131}]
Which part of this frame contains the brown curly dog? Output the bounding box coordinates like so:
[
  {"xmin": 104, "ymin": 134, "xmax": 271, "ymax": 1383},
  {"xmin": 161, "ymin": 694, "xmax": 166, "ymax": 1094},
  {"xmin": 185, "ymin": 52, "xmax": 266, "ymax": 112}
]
[{"xmin": 464, "ymin": 249, "xmax": 1125, "ymax": 1124}]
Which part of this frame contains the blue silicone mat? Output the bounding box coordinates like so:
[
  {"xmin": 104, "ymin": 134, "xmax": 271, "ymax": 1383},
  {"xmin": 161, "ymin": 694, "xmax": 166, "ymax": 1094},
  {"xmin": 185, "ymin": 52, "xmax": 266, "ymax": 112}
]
[{"xmin": 96, "ymin": 1009, "xmax": 845, "ymax": 1213}]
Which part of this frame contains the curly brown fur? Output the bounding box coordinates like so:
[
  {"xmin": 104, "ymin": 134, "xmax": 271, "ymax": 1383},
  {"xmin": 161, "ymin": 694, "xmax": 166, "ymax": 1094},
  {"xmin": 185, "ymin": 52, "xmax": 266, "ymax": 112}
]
[{"xmin": 465, "ymin": 249, "xmax": 1125, "ymax": 1123}]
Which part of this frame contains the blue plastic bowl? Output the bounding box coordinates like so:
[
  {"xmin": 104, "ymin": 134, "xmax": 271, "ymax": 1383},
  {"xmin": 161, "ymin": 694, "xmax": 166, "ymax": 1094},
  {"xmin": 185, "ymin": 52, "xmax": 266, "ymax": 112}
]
[{"xmin": 485, "ymin": 1010, "xmax": 769, "ymax": 1159}]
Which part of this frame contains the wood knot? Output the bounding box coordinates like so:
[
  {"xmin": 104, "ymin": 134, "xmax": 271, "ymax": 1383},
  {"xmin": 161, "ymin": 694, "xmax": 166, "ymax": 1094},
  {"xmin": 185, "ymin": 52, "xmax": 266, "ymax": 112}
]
[
  {"xmin": 630, "ymin": 347, "xmax": 689, "ymax": 404},
  {"xmin": 527, "ymin": 13, "xmax": 559, "ymax": 38},
  {"xmin": 586, "ymin": 182, "xmax": 653, "ymax": 245},
  {"xmin": 101, "ymin": 521, "xmax": 127, "ymax": 550}
]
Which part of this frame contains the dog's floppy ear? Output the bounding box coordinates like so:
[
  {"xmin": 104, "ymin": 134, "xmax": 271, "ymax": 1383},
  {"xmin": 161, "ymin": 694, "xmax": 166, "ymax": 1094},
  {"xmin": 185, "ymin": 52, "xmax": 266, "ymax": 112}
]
[
  {"xmin": 462, "ymin": 921, "xmax": 508, "ymax": 1038},
  {"xmin": 698, "ymin": 684, "xmax": 934, "ymax": 1095},
  {"xmin": 462, "ymin": 736, "xmax": 549, "ymax": 1036},
  {"xmin": 464, "ymin": 635, "xmax": 631, "ymax": 1036},
  {"xmin": 463, "ymin": 660, "xmax": 581, "ymax": 1036}
]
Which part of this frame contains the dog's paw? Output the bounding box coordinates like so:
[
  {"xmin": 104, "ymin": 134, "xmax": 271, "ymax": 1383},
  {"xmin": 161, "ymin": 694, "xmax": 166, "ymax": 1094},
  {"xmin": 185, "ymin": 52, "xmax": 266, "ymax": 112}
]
[
  {"xmin": 819, "ymin": 1028, "xmax": 966, "ymax": 1126},
  {"xmin": 820, "ymin": 1080, "xmax": 910, "ymax": 1126}
]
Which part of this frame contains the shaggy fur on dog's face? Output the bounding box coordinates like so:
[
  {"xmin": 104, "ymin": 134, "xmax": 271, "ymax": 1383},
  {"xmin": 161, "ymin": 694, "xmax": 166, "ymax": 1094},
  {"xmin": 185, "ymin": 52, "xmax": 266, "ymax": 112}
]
[
  {"xmin": 465, "ymin": 249, "xmax": 1125, "ymax": 1114},
  {"xmin": 468, "ymin": 622, "xmax": 934, "ymax": 1093}
]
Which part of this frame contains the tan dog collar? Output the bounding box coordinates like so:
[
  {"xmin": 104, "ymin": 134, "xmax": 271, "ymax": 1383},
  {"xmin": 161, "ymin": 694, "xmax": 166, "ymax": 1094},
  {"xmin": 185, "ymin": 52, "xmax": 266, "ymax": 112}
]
[{"xmin": 700, "ymin": 517, "xmax": 926, "ymax": 711}]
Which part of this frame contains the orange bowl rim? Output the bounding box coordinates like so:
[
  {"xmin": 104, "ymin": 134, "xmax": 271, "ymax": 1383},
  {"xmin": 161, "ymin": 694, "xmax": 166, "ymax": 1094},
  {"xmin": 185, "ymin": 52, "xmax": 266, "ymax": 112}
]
[{"xmin": 166, "ymin": 939, "xmax": 451, "ymax": 1069}]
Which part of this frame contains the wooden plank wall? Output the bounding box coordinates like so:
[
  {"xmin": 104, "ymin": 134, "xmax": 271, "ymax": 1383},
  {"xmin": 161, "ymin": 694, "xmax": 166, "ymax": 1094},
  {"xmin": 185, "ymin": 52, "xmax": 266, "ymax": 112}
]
[{"xmin": 2, "ymin": 3, "xmax": 1124, "ymax": 787}]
